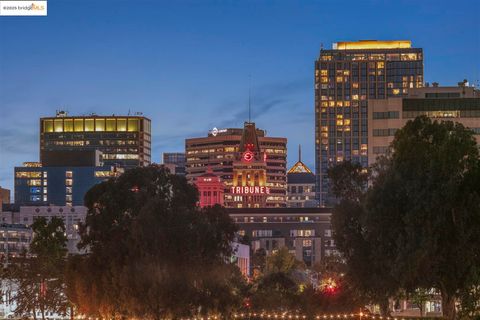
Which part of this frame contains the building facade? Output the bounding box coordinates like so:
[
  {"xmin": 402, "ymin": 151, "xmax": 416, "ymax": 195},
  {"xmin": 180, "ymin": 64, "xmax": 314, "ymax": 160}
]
[
  {"xmin": 162, "ymin": 152, "xmax": 186, "ymax": 175},
  {"xmin": 15, "ymin": 151, "xmax": 122, "ymax": 206},
  {"xmin": 315, "ymin": 40, "xmax": 424, "ymax": 206},
  {"xmin": 287, "ymin": 147, "xmax": 316, "ymax": 208},
  {"xmin": 0, "ymin": 224, "xmax": 32, "ymax": 258},
  {"xmin": 368, "ymin": 84, "xmax": 480, "ymax": 164},
  {"xmin": 186, "ymin": 122, "xmax": 287, "ymax": 208},
  {"xmin": 40, "ymin": 111, "xmax": 151, "ymax": 168},
  {"xmin": 228, "ymin": 207, "xmax": 336, "ymax": 267},
  {"xmin": 0, "ymin": 188, "xmax": 10, "ymax": 208},
  {"xmin": 194, "ymin": 168, "xmax": 225, "ymax": 207}
]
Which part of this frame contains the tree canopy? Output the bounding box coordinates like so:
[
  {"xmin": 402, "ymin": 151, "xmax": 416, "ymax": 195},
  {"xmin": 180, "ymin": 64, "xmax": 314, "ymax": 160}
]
[
  {"xmin": 66, "ymin": 165, "xmax": 244, "ymax": 319},
  {"xmin": 329, "ymin": 116, "xmax": 480, "ymax": 319}
]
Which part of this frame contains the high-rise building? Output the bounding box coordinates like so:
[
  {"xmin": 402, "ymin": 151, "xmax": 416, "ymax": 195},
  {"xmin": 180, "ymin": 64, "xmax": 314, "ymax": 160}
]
[
  {"xmin": 15, "ymin": 151, "xmax": 122, "ymax": 206},
  {"xmin": 186, "ymin": 122, "xmax": 287, "ymax": 208},
  {"xmin": 287, "ymin": 146, "xmax": 316, "ymax": 208},
  {"xmin": 315, "ymin": 40, "xmax": 424, "ymax": 206},
  {"xmin": 40, "ymin": 111, "xmax": 151, "ymax": 168},
  {"xmin": 368, "ymin": 83, "xmax": 480, "ymax": 164},
  {"xmin": 162, "ymin": 152, "xmax": 186, "ymax": 175}
]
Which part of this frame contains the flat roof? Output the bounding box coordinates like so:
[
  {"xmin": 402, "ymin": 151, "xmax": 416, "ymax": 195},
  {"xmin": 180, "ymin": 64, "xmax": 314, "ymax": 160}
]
[
  {"xmin": 333, "ymin": 40, "xmax": 412, "ymax": 50},
  {"xmin": 227, "ymin": 207, "xmax": 332, "ymax": 215}
]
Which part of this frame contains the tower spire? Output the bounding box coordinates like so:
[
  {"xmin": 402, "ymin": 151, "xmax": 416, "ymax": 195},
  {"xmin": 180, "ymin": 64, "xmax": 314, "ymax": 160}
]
[
  {"xmin": 248, "ymin": 74, "xmax": 252, "ymax": 123},
  {"xmin": 298, "ymin": 144, "xmax": 302, "ymax": 162}
]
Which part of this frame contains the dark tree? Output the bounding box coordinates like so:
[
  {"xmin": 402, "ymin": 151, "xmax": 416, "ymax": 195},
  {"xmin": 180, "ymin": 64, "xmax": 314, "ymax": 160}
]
[
  {"xmin": 11, "ymin": 217, "xmax": 68, "ymax": 320},
  {"xmin": 330, "ymin": 116, "xmax": 480, "ymax": 320},
  {"xmin": 66, "ymin": 165, "xmax": 244, "ymax": 319},
  {"xmin": 328, "ymin": 162, "xmax": 398, "ymax": 316},
  {"xmin": 366, "ymin": 116, "xmax": 480, "ymax": 320}
]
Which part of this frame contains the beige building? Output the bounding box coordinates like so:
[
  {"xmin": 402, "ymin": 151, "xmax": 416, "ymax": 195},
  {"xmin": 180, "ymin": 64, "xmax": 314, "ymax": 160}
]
[{"xmin": 368, "ymin": 84, "xmax": 480, "ymax": 164}]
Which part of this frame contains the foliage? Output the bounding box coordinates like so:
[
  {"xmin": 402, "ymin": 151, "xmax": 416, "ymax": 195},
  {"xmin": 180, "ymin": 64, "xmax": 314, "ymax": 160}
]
[
  {"xmin": 265, "ymin": 247, "xmax": 304, "ymax": 274},
  {"xmin": 9, "ymin": 217, "xmax": 68, "ymax": 320},
  {"xmin": 66, "ymin": 165, "xmax": 245, "ymax": 319},
  {"xmin": 328, "ymin": 163, "xmax": 398, "ymax": 315},
  {"xmin": 329, "ymin": 116, "xmax": 480, "ymax": 319}
]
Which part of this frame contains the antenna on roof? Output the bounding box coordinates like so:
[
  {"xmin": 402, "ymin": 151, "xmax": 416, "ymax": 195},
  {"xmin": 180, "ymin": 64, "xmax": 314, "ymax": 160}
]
[
  {"xmin": 298, "ymin": 144, "xmax": 302, "ymax": 162},
  {"xmin": 248, "ymin": 74, "xmax": 252, "ymax": 123}
]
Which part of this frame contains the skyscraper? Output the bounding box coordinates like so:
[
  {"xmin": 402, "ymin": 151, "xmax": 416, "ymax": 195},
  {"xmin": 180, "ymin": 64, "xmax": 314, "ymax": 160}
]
[
  {"xmin": 315, "ymin": 40, "xmax": 424, "ymax": 206},
  {"xmin": 40, "ymin": 111, "xmax": 151, "ymax": 168}
]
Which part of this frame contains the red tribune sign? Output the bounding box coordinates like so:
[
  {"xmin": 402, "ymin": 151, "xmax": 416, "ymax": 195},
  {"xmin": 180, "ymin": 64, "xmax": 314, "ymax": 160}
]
[{"xmin": 231, "ymin": 186, "xmax": 270, "ymax": 194}]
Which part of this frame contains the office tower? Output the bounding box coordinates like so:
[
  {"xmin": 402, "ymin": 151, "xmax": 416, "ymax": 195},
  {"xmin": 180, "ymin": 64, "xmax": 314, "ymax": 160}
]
[
  {"xmin": 162, "ymin": 152, "xmax": 186, "ymax": 175},
  {"xmin": 315, "ymin": 40, "xmax": 424, "ymax": 206},
  {"xmin": 15, "ymin": 150, "xmax": 122, "ymax": 206},
  {"xmin": 40, "ymin": 111, "xmax": 151, "ymax": 168},
  {"xmin": 287, "ymin": 146, "xmax": 316, "ymax": 208},
  {"xmin": 186, "ymin": 122, "xmax": 287, "ymax": 208},
  {"xmin": 368, "ymin": 83, "xmax": 480, "ymax": 164}
]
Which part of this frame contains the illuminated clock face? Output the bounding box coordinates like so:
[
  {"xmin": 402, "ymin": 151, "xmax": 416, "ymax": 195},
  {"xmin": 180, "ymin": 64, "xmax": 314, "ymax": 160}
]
[{"xmin": 243, "ymin": 151, "xmax": 254, "ymax": 162}]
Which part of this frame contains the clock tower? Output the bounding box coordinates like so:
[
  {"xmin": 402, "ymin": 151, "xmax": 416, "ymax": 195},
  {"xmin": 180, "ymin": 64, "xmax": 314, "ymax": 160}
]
[{"xmin": 231, "ymin": 122, "xmax": 269, "ymax": 208}]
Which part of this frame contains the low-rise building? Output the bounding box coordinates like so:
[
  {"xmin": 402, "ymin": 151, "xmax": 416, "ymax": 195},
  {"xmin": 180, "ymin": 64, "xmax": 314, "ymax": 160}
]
[{"xmin": 227, "ymin": 207, "xmax": 336, "ymax": 267}]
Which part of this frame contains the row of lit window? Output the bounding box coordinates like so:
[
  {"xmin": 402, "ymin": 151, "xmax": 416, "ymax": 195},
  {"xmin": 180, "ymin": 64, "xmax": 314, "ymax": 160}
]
[
  {"xmin": 16, "ymin": 171, "xmax": 47, "ymax": 178},
  {"xmin": 43, "ymin": 118, "xmax": 140, "ymax": 133},
  {"xmin": 320, "ymin": 53, "xmax": 420, "ymax": 61}
]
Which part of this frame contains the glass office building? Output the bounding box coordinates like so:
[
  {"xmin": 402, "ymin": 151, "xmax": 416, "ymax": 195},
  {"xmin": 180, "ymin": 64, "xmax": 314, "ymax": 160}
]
[{"xmin": 314, "ymin": 40, "xmax": 424, "ymax": 206}]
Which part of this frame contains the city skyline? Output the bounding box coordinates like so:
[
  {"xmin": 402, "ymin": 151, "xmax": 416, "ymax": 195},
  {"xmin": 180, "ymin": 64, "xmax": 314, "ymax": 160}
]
[{"xmin": 1, "ymin": 0, "xmax": 479, "ymax": 193}]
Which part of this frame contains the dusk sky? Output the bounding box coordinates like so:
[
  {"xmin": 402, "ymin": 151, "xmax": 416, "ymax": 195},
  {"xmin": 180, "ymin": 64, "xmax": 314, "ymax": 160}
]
[{"xmin": 1, "ymin": 0, "xmax": 479, "ymax": 194}]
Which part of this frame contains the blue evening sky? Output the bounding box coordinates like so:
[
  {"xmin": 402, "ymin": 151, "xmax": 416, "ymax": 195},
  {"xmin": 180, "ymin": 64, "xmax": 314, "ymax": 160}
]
[{"xmin": 1, "ymin": 0, "xmax": 479, "ymax": 194}]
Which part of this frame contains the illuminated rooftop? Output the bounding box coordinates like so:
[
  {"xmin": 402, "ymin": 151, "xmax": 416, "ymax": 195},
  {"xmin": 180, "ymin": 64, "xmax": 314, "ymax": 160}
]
[{"xmin": 333, "ymin": 40, "xmax": 412, "ymax": 50}]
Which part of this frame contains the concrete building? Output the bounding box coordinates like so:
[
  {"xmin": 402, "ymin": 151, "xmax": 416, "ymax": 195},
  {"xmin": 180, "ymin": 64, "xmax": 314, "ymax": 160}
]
[
  {"xmin": 0, "ymin": 224, "xmax": 32, "ymax": 258},
  {"xmin": 0, "ymin": 205, "xmax": 87, "ymax": 254},
  {"xmin": 315, "ymin": 40, "xmax": 424, "ymax": 206},
  {"xmin": 287, "ymin": 146, "xmax": 316, "ymax": 208},
  {"xmin": 194, "ymin": 168, "xmax": 225, "ymax": 207},
  {"xmin": 15, "ymin": 151, "xmax": 122, "ymax": 206},
  {"xmin": 186, "ymin": 122, "xmax": 287, "ymax": 208},
  {"xmin": 227, "ymin": 207, "xmax": 336, "ymax": 267},
  {"xmin": 40, "ymin": 111, "xmax": 151, "ymax": 168},
  {"xmin": 0, "ymin": 187, "xmax": 10, "ymax": 208},
  {"xmin": 368, "ymin": 84, "xmax": 480, "ymax": 164},
  {"xmin": 162, "ymin": 152, "xmax": 186, "ymax": 175}
]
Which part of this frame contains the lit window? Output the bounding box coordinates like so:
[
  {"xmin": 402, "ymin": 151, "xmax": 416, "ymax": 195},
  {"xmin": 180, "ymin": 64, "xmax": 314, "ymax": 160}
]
[
  {"xmin": 65, "ymin": 171, "xmax": 73, "ymax": 178},
  {"xmin": 127, "ymin": 119, "xmax": 139, "ymax": 132},
  {"xmin": 54, "ymin": 119, "xmax": 63, "ymax": 132},
  {"xmin": 84, "ymin": 119, "xmax": 94, "ymax": 131},
  {"xmin": 74, "ymin": 119, "xmax": 84, "ymax": 132},
  {"xmin": 64, "ymin": 119, "xmax": 73, "ymax": 132},
  {"xmin": 117, "ymin": 119, "xmax": 127, "ymax": 131},
  {"xmin": 393, "ymin": 89, "xmax": 400, "ymax": 95},
  {"xmin": 106, "ymin": 119, "xmax": 116, "ymax": 131},
  {"xmin": 43, "ymin": 120, "xmax": 53, "ymax": 133},
  {"xmin": 95, "ymin": 119, "xmax": 105, "ymax": 131}
]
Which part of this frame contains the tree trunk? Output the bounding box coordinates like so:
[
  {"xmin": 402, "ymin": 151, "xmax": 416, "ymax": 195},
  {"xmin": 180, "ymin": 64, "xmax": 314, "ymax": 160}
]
[
  {"xmin": 32, "ymin": 305, "xmax": 37, "ymax": 320},
  {"xmin": 441, "ymin": 290, "xmax": 456, "ymax": 320},
  {"xmin": 379, "ymin": 297, "xmax": 390, "ymax": 316}
]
